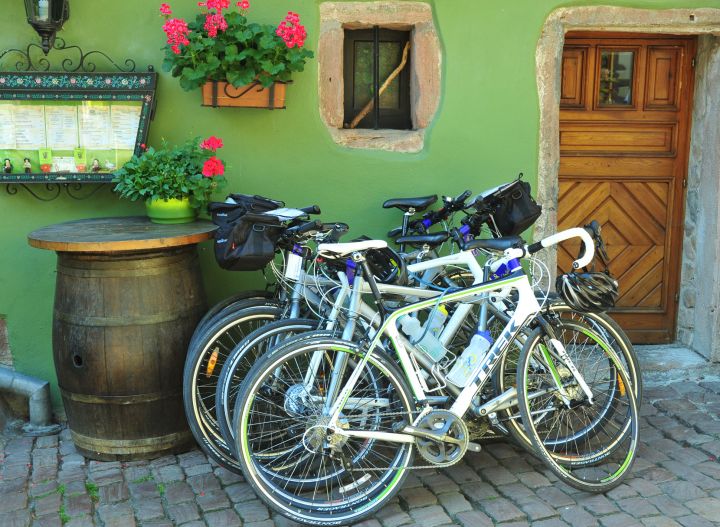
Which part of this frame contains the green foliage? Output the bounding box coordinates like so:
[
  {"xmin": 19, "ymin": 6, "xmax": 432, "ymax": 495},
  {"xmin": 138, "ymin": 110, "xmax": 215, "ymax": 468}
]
[
  {"xmin": 112, "ymin": 139, "xmax": 226, "ymax": 209},
  {"xmin": 85, "ymin": 481, "xmax": 99, "ymax": 503},
  {"xmin": 162, "ymin": 11, "xmax": 313, "ymax": 91}
]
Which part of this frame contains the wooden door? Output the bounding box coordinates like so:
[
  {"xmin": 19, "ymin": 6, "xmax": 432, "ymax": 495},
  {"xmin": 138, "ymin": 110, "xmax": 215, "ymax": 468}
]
[{"xmin": 558, "ymin": 33, "xmax": 696, "ymax": 343}]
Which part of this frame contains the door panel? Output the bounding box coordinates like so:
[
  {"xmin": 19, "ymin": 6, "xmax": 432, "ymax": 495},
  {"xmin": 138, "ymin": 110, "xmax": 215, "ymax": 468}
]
[{"xmin": 559, "ymin": 34, "xmax": 695, "ymax": 343}]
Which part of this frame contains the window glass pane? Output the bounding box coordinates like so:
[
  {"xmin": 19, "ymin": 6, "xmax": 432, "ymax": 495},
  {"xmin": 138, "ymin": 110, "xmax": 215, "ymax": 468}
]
[
  {"xmin": 353, "ymin": 41, "xmax": 402, "ymax": 110},
  {"xmin": 599, "ymin": 50, "xmax": 634, "ymax": 106}
]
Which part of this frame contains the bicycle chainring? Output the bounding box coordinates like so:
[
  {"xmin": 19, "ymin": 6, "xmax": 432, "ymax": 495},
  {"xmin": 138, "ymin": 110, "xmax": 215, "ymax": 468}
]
[{"xmin": 414, "ymin": 410, "xmax": 469, "ymax": 465}]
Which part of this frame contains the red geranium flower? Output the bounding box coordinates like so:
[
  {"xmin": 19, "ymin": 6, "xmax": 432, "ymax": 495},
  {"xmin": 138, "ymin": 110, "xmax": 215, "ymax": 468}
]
[
  {"xmin": 200, "ymin": 136, "xmax": 224, "ymax": 151},
  {"xmin": 160, "ymin": 3, "xmax": 172, "ymax": 16},
  {"xmin": 202, "ymin": 156, "xmax": 225, "ymax": 177}
]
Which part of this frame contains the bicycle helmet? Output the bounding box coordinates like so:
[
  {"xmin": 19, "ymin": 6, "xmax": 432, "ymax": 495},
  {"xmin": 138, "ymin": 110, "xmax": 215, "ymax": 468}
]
[
  {"xmin": 367, "ymin": 245, "xmax": 407, "ymax": 286},
  {"xmin": 556, "ymin": 272, "xmax": 619, "ymax": 313}
]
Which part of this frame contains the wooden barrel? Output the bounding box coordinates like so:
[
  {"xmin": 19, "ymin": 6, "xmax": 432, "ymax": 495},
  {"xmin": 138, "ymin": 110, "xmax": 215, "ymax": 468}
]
[{"xmin": 53, "ymin": 246, "xmax": 205, "ymax": 461}]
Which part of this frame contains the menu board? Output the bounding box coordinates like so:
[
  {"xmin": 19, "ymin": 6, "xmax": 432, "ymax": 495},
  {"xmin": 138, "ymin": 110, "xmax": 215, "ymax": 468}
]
[{"xmin": 0, "ymin": 71, "xmax": 157, "ymax": 183}]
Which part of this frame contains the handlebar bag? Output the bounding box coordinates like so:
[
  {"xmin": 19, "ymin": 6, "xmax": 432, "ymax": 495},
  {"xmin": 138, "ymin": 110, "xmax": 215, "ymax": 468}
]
[
  {"xmin": 213, "ymin": 211, "xmax": 285, "ymax": 271},
  {"xmin": 208, "ymin": 194, "xmax": 284, "ymax": 230},
  {"xmin": 485, "ymin": 179, "xmax": 542, "ymax": 236}
]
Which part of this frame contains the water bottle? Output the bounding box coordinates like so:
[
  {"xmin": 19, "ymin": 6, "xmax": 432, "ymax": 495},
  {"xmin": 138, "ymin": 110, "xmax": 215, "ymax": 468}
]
[
  {"xmin": 425, "ymin": 305, "xmax": 448, "ymax": 337},
  {"xmin": 399, "ymin": 315, "xmax": 448, "ymax": 363},
  {"xmin": 446, "ymin": 330, "xmax": 493, "ymax": 387}
]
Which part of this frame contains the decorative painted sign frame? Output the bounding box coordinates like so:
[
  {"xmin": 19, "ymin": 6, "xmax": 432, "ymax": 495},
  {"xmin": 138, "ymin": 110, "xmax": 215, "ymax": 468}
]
[{"xmin": 0, "ymin": 71, "xmax": 157, "ymax": 184}]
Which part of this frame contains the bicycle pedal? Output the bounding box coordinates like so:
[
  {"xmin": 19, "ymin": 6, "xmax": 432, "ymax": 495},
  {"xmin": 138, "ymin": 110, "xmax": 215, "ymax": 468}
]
[{"xmin": 467, "ymin": 442, "xmax": 481, "ymax": 453}]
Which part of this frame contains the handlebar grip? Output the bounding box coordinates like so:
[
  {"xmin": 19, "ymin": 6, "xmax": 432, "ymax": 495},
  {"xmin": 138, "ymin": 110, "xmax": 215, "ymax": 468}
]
[
  {"xmin": 287, "ymin": 220, "xmax": 323, "ymax": 235},
  {"xmin": 300, "ymin": 205, "xmax": 321, "ymax": 215},
  {"xmin": 527, "ymin": 241, "xmax": 543, "ymax": 254}
]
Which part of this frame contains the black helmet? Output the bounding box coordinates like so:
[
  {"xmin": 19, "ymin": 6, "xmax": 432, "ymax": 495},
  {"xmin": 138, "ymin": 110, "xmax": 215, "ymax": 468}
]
[
  {"xmin": 556, "ymin": 272, "xmax": 619, "ymax": 313},
  {"xmin": 367, "ymin": 245, "xmax": 407, "ymax": 285}
]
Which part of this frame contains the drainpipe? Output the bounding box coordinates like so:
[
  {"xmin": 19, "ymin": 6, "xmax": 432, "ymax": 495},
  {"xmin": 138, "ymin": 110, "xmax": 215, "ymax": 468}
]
[{"xmin": 0, "ymin": 366, "xmax": 61, "ymax": 436}]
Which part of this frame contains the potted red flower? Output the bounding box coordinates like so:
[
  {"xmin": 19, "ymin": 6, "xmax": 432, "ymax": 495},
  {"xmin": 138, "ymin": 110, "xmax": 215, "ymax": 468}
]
[
  {"xmin": 112, "ymin": 136, "xmax": 227, "ymax": 224},
  {"xmin": 159, "ymin": 1, "xmax": 313, "ymax": 109}
]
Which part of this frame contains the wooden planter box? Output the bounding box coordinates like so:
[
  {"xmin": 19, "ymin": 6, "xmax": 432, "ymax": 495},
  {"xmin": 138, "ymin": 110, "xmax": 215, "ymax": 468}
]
[{"xmin": 201, "ymin": 80, "xmax": 287, "ymax": 109}]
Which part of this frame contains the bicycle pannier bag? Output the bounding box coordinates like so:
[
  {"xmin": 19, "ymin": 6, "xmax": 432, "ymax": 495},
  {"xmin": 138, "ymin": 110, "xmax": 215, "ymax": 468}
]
[
  {"xmin": 214, "ymin": 212, "xmax": 284, "ymax": 271},
  {"xmin": 486, "ymin": 179, "xmax": 542, "ymax": 236}
]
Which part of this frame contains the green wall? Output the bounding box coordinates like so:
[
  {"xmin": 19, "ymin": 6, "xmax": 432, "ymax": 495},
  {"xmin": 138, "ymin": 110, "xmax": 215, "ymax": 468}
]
[{"xmin": 1, "ymin": 0, "xmax": 718, "ymax": 408}]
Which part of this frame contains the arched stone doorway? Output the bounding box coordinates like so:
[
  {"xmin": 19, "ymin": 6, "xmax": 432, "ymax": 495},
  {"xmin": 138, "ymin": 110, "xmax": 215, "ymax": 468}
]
[{"xmin": 533, "ymin": 7, "xmax": 720, "ymax": 361}]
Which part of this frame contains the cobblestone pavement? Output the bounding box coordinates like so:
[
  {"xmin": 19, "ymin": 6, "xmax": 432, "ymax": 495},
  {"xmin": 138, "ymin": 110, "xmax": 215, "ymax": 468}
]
[{"xmin": 1, "ymin": 377, "xmax": 719, "ymax": 527}]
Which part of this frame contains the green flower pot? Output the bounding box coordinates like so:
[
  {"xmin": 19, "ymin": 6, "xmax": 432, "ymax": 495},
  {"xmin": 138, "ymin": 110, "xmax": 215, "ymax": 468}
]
[{"xmin": 145, "ymin": 197, "xmax": 197, "ymax": 224}]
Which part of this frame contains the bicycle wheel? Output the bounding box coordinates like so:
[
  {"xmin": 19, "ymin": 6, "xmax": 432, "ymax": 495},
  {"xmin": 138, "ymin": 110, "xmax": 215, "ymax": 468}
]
[
  {"xmin": 183, "ymin": 299, "xmax": 283, "ymax": 472},
  {"xmin": 189, "ymin": 290, "xmax": 274, "ymax": 350},
  {"xmin": 233, "ymin": 336, "xmax": 415, "ymax": 525},
  {"xmin": 493, "ymin": 301, "xmax": 641, "ymax": 453},
  {"xmin": 215, "ymin": 317, "xmax": 319, "ymax": 449},
  {"xmin": 516, "ymin": 320, "xmax": 639, "ymax": 492}
]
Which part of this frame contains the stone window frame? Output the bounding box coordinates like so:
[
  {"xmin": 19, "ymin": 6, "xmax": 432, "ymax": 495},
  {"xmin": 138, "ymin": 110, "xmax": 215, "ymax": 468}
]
[{"xmin": 318, "ymin": 2, "xmax": 441, "ymax": 153}]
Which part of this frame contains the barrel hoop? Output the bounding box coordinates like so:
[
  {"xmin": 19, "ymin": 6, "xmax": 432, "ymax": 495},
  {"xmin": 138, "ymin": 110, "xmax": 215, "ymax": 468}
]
[
  {"xmin": 70, "ymin": 429, "xmax": 193, "ymax": 455},
  {"xmin": 60, "ymin": 387, "xmax": 181, "ymax": 405},
  {"xmin": 54, "ymin": 305, "xmax": 203, "ymax": 327},
  {"xmin": 57, "ymin": 255, "xmax": 198, "ymax": 278}
]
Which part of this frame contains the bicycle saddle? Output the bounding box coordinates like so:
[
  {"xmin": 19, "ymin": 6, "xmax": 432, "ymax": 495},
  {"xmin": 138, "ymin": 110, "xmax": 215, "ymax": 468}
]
[
  {"xmin": 462, "ymin": 236, "xmax": 524, "ymax": 252},
  {"xmin": 382, "ymin": 195, "xmax": 438, "ymax": 212},
  {"xmin": 317, "ymin": 239, "xmax": 388, "ymax": 256},
  {"xmin": 395, "ymin": 232, "xmax": 450, "ymax": 248}
]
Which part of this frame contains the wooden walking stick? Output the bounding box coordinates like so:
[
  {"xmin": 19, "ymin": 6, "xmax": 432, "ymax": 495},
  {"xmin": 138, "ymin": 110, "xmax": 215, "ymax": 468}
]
[{"xmin": 348, "ymin": 41, "xmax": 411, "ymax": 129}]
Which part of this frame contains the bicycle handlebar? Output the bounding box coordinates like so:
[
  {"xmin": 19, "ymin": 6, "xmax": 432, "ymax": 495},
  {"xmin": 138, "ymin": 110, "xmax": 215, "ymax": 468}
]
[{"xmin": 525, "ymin": 227, "xmax": 595, "ymax": 269}]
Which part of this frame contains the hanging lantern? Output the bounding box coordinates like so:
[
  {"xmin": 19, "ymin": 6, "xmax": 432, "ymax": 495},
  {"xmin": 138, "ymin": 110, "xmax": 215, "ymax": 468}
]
[{"xmin": 24, "ymin": 0, "xmax": 70, "ymax": 54}]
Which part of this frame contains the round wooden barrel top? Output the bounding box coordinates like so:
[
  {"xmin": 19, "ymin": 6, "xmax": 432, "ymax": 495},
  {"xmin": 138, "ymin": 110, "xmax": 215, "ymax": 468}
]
[{"xmin": 28, "ymin": 216, "xmax": 217, "ymax": 253}]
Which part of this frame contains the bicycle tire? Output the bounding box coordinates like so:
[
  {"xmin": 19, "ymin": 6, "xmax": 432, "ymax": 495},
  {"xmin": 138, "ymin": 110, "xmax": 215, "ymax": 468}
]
[
  {"xmin": 233, "ymin": 336, "xmax": 415, "ymax": 525},
  {"xmin": 215, "ymin": 317, "xmax": 320, "ymax": 449},
  {"xmin": 516, "ymin": 320, "xmax": 639, "ymax": 492},
  {"xmin": 183, "ymin": 299, "xmax": 283, "ymax": 472},
  {"xmin": 493, "ymin": 301, "xmax": 641, "ymax": 453}
]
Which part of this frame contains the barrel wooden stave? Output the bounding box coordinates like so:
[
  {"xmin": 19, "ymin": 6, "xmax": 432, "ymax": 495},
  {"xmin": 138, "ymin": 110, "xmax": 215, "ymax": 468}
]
[{"xmin": 53, "ymin": 247, "xmax": 205, "ymax": 460}]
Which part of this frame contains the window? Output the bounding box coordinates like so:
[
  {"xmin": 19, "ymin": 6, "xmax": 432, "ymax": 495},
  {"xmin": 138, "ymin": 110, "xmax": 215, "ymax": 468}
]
[
  {"xmin": 598, "ymin": 50, "xmax": 635, "ymax": 107},
  {"xmin": 343, "ymin": 28, "xmax": 411, "ymax": 130},
  {"xmin": 318, "ymin": 2, "xmax": 441, "ymax": 153}
]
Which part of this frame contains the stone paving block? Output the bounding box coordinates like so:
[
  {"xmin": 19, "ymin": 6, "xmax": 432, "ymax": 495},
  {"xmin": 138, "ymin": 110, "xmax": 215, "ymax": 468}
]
[
  {"xmin": 2, "ymin": 462, "xmax": 30, "ymax": 479},
  {"xmin": 205, "ymin": 507, "xmax": 242, "ymax": 527},
  {"xmin": 137, "ymin": 521, "xmax": 173, "ymax": 527},
  {"xmin": 149, "ymin": 455, "xmax": 176, "ymax": 468},
  {"xmin": 31, "ymin": 514, "xmax": 62, "ymax": 527},
  {"xmin": 31, "ymin": 448, "xmax": 57, "ymax": 468},
  {"xmin": 35, "ymin": 436, "xmax": 58, "ymax": 449},
  {"xmin": 537, "ymin": 486, "xmax": 575, "ymax": 508},
  {"xmin": 455, "ymin": 510, "xmax": 494, "ymax": 527},
  {"xmin": 641, "ymin": 517, "xmax": 684, "ymax": 527},
  {"xmin": 32, "ymin": 465, "xmax": 57, "ymax": 483},
  {"xmin": 497, "ymin": 482, "xmax": 534, "ymax": 501},
  {"xmin": 88, "ymin": 460, "xmax": 121, "ymax": 473},
  {"xmin": 177, "ymin": 450, "xmax": 208, "ymax": 468},
  {"xmin": 352, "ymin": 519, "xmax": 381, "ymax": 527},
  {"xmin": 183, "ymin": 463, "xmax": 212, "ymax": 477},
  {"xmin": 124, "ymin": 465, "xmax": 152, "ymax": 483},
  {"xmin": 399, "ymin": 486, "xmax": 437, "ymax": 508},
  {"xmin": 187, "ymin": 472, "xmax": 221, "ymax": 493},
  {"xmin": 129, "ymin": 480, "xmax": 161, "ymax": 501},
  {"xmin": 606, "ymin": 483, "xmax": 640, "ymax": 500},
  {"xmin": 225, "ymin": 482, "xmax": 257, "ymax": 504},
  {"xmin": 273, "ymin": 514, "xmax": 305, "ymax": 527},
  {"xmin": 245, "ymin": 520, "xmax": 275, "ymax": 527},
  {"xmin": 408, "ymin": 505, "xmax": 453, "ymax": 527},
  {"xmin": 694, "ymin": 461, "xmax": 720, "ymax": 480},
  {"xmin": 469, "ymin": 452, "xmax": 499, "ymax": 469},
  {"xmin": 97, "ymin": 501, "xmax": 137, "ymax": 527},
  {"xmin": 374, "ymin": 502, "xmax": 412, "ymax": 527},
  {"xmin": 519, "ymin": 471, "xmax": 553, "ymax": 489},
  {"xmin": 162, "ymin": 480, "xmax": 194, "ymax": 504},
  {"xmin": 628, "ymin": 477, "xmax": 664, "ymax": 497},
  {"xmin": 64, "ymin": 492, "xmax": 93, "ymax": 517},
  {"xmin": 59, "ymin": 440, "xmax": 77, "ymax": 457},
  {"xmin": 445, "ymin": 462, "xmax": 482, "ymax": 485},
  {"xmin": 661, "ymin": 461, "xmax": 720, "ymax": 490},
  {"xmin": 462, "ymin": 481, "xmax": 500, "ymax": 503},
  {"xmin": 666, "ymin": 447, "xmax": 714, "ymax": 466},
  {"xmin": 675, "ymin": 514, "xmax": 716, "ymax": 527},
  {"xmin": 154, "ymin": 463, "xmax": 185, "ymax": 483},
  {"xmin": 694, "ymin": 419, "xmax": 720, "ymax": 436},
  {"xmin": 57, "ymin": 467, "xmax": 86, "ymax": 483},
  {"xmin": 214, "ymin": 466, "xmax": 244, "ymax": 486},
  {"xmin": 531, "ymin": 519, "xmax": 571, "ymax": 527},
  {"xmin": 576, "ymin": 493, "xmax": 619, "ymax": 515},
  {"xmin": 498, "ymin": 456, "xmax": 535, "ymax": 474},
  {"xmin": 235, "ymin": 499, "xmax": 270, "ymax": 522},
  {"xmin": 422, "ymin": 472, "xmax": 459, "ymax": 494},
  {"xmin": 98, "ymin": 480, "xmax": 130, "ymax": 503},
  {"xmin": 559, "ymin": 505, "xmax": 599, "ymax": 526},
  {"xmin": 64, "ymin": 515, "xmax": 94, "ymax": 527},
  {"xmin": 29, "ymin": 479, "xmax": 58, "ymax": 497},
  {"xmin": 659, "ymin": 480, "xmax": 708, "ymax": 501},
  {"xmin": 516, "ymin": 496, "xmax": 557, "ymax": 521},
  {"xmin": 479, "ymin": 465, "xmax": 519, "ymax": 485},
  {"xmin": 648, "ymin": 494, "xmax": 692, "ymax": 517},
  {"xmin": 196, "ymin": 488, "xmax": 231, "ymax": 512},
  {"xmin": 480, "ymin": 497, "xmax": 526, "ymax": 523},
  {"xmin": 638, "ymin": 443, "xmax": 671, "ymax": 463},
  {"xmin": 684, "ymin": 497, "xmax": 720, "ymax": 522},
  {"xmin": 617, "ymin": 496, "xmax": 662, "ymax": 518},
  {"xmin": 598, "ymin": 512, "xmax": 645, "ymax": 527},
  {"xmin": 32, "ymin": 491, "xmax": 61, "ymax": 517},
  {"xmin": 438, "ymin": 491, "xmax": 473, "ymax": 515},
  {"xmin": 132, "ymin": 497, "xmax": 165, "ymax": 521},
  {"xmin": 485, "ymin": 443, "xmax": 520, "ymax": 459},
  {"xmin": 60, "ymin": 453, "xmax": 86, "ymax": 469},
  {"xmin": 0, "ymin": 509, "xmax": 31, "ymax": 527},
  {"xmin": 89, "ymin": 468, "xmax": 123, "ymax": 486},
  {"xmin": 166, "ymin": 501, "xmax": 201, "ymax": 524}
]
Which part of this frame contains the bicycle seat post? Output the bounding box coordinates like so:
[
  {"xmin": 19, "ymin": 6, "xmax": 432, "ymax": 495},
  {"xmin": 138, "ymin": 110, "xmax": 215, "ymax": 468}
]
[{"xmin": 400, "ymin": 207, "xmax": 416, "ymax": 253}]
